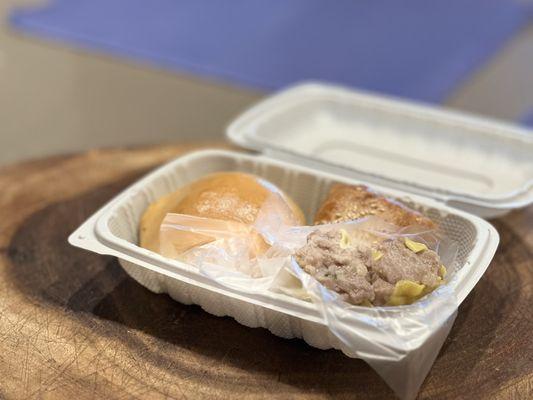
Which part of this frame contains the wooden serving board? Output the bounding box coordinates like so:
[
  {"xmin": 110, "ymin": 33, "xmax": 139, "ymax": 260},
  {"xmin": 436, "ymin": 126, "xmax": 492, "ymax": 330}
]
[{"xmin": 0, "ymin": 144, "xmax": 531, "ymax": 400}]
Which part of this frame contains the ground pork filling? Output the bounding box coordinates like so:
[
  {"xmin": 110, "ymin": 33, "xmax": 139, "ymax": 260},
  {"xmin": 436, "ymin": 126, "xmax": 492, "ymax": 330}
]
[{"xmin": 294, "ymin": 229, "xmax": 443, "ymax": 306}]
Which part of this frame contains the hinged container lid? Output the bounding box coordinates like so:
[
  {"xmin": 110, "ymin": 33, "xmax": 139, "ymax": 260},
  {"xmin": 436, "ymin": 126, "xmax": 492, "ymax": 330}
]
[{"xmin": 227, "ymin": 82, "xmax": 533, "ymax": 218}]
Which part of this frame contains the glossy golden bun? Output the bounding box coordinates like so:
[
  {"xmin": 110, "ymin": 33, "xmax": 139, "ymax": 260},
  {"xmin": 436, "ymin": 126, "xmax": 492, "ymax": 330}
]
[
  {"xmin": 314, "ymin": 184, "xmax": 436, "ymax": 229},
  {"xmin": 140, "ymin": 172, "xmax": 305, "ymax": 253}
]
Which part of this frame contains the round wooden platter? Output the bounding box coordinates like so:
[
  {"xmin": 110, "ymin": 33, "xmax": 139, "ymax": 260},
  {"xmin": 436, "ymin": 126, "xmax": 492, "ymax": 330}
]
[{"xmin": 0, "ymin": 144, "xmax": 531, "ymax": 400}]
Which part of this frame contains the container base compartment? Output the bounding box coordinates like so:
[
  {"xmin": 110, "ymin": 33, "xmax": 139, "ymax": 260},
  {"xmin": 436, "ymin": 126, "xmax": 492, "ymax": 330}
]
[
  {"xmin": 100, "ymin": 148, "xmax": 486, "ymax": 349},
  {"xmin": 73, "ymin": 149, "xmax": 498, "ymax": 400}
]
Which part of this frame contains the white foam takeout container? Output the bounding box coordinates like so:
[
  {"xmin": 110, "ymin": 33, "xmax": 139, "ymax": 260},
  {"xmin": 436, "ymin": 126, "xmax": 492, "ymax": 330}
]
[{"xmin": 69, "ymin": 83, "xmax": 532, "ymax": 397}]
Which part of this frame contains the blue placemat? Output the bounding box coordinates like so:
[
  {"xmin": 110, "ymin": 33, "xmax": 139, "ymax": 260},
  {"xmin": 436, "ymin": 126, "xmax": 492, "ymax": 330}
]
[
  {"xmin": 10, "ymin": 0, "xmax": 532, "ymax": 102},
  {"xmin": 520, "ymin": 109, "xmax": 533, "ymax": 128}
]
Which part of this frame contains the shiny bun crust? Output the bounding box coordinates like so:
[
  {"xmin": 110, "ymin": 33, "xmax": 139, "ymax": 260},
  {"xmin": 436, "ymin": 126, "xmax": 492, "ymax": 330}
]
[
  {"xmin": 314, "ymin": 183, "xmax": 436, "ymax": 229},
  {"xmin": 140, "ymin": 172, "xmax": 305, "ymax": 253}
]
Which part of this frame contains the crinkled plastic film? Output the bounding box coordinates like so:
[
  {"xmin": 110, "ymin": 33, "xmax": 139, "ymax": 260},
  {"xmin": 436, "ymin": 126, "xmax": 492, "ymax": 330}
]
[{"xmin": 159, "ymin": 196, "xmax": 459, "ymax": 400}]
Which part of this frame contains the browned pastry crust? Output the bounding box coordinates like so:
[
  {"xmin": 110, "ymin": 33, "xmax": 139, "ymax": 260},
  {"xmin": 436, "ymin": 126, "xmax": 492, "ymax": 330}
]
[
  {"xmin": 314, "ymin": 184, "xmax": 435, "ymax": 229},
  {"xmin": 140, "ymin": 172, "xmax": 306, "ymax": 253}
]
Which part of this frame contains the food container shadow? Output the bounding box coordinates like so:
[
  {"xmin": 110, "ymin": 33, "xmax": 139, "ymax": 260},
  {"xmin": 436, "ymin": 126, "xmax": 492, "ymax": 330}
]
[{"xmin": 88, "ymin": 266, "xmax": 398, "ymax": 397}]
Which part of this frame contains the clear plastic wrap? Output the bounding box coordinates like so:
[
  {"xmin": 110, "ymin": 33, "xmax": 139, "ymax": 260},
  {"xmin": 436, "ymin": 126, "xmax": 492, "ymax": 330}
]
[{"xmin": 159, "ymin": 197, "xmax": 459, "ymax": 400}]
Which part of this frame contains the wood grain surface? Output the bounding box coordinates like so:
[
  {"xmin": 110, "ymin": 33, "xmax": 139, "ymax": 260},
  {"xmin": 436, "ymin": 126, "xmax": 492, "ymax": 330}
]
[{"xmin": 0, "ymin": 144, "xmax": 531, "ymax": 400}]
